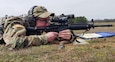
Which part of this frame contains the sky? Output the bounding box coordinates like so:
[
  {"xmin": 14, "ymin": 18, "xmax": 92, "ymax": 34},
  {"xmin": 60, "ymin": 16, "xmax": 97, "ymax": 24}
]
[{"xmin": 0, "ymin": 0, "xmax": 115, "ymax": 20}]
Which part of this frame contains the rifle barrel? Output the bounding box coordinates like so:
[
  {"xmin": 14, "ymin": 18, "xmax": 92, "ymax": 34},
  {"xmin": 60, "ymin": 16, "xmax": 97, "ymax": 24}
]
[
  {"xmin": 69, "ymin": 24, "xmax": 113, "ymax": 30},
  {"xmin": 69, "ymin": 24, "xmax": 89, "ymax": 30},
  {"xmin": 94, "ymin": 24, "xmax": 112, "ymax": 27}
]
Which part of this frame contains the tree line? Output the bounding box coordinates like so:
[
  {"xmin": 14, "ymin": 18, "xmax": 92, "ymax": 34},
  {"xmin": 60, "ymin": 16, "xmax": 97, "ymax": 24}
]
[{"xmin": 69, "ymin": 16, "xmax": 115, "ymax": 24}]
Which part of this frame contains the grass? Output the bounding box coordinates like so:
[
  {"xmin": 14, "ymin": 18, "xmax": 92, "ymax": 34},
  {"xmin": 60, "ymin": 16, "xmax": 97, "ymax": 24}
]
[
  {"xmin": 0, "ymin": 22, "xmax": 115, "ymax": 62},
  {"xmin": 1, "ymin": 41, "xmax": 115, "ymax": 62}
]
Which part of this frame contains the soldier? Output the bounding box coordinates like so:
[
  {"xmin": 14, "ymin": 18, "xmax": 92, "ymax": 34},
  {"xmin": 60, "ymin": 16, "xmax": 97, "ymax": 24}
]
[{"xmin": 3, "ymin": 5, "xmax": 75, "ymax": 50}]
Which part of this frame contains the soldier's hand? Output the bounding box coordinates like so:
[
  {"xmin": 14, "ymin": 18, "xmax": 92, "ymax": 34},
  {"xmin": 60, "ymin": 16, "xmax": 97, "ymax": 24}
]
[
  {"xmin": 58, "ymin": 29, "xmax": 71, "ymax": 40},
  {"xmin": 45, "ymin": 32, "xmax": 58, "ymax": 42}
]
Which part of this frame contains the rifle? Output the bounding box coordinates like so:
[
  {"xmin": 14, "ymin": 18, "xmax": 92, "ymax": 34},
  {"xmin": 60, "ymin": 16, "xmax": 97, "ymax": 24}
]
[{"xmin": 26, "ymin": 14, "xmax": 112, "ymax": 35}]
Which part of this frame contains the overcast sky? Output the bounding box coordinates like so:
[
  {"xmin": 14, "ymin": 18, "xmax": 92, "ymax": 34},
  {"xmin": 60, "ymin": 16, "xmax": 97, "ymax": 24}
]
[{"xmin": 0, "ymin": 0, "xmax": 115, "ymax": 20}]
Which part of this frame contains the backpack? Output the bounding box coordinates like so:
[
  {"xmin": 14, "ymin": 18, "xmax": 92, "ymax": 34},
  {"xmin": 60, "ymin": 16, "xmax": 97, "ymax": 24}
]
[{"xmin": 3, "ymin": 17, "xmax": 26, "ymax": 49}]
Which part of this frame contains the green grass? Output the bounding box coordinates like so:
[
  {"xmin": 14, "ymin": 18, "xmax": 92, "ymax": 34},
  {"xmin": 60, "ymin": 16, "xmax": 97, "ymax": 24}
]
[{"xmin": 0, "ymin": 37, "xmax": 115, "ymax": 62}]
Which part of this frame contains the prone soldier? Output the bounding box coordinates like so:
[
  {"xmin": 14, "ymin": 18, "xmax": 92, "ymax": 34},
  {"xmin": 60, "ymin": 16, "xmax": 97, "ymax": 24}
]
[{"xmin": 2, "ymin": 5, "xmax": 75, "ymax": 50}]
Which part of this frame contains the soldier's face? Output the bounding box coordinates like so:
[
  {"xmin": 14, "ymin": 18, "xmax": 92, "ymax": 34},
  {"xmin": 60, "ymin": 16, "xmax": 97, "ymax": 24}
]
[{"xmin": 36, "ymin": 17, "xmax": 50, "ymax": 27}]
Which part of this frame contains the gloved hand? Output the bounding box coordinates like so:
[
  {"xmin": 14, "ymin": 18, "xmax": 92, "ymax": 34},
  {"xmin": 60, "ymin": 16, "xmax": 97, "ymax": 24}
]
[{"xmin": 45, "ymin": 32, "xmax": 58, "ymax": 42}]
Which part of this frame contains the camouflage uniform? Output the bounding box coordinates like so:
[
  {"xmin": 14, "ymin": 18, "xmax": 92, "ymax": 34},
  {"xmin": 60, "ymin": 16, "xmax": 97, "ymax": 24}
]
[
  {"xmin": 2, "ymin": 6, "xmax": 75, "ymax": 50},
  {"xmin": 3, "ymin": 17, "xmax": 48, "ymax": 50},
  {"xmin": 2, "ymin": 6, "xmax": 53, "ymax": 50}
]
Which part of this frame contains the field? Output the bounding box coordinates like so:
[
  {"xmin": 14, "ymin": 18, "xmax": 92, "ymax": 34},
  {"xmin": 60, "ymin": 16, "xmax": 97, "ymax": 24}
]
[{"xmin": 0, "ymin": 22, "xmax": 115, "ymax": 62}]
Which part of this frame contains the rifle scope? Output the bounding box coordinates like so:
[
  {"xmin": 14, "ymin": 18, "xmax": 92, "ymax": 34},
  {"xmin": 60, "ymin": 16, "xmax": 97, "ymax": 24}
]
[{"xmin": 50, "ymin": 14, "xmax": 74, "ymax": 23}]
